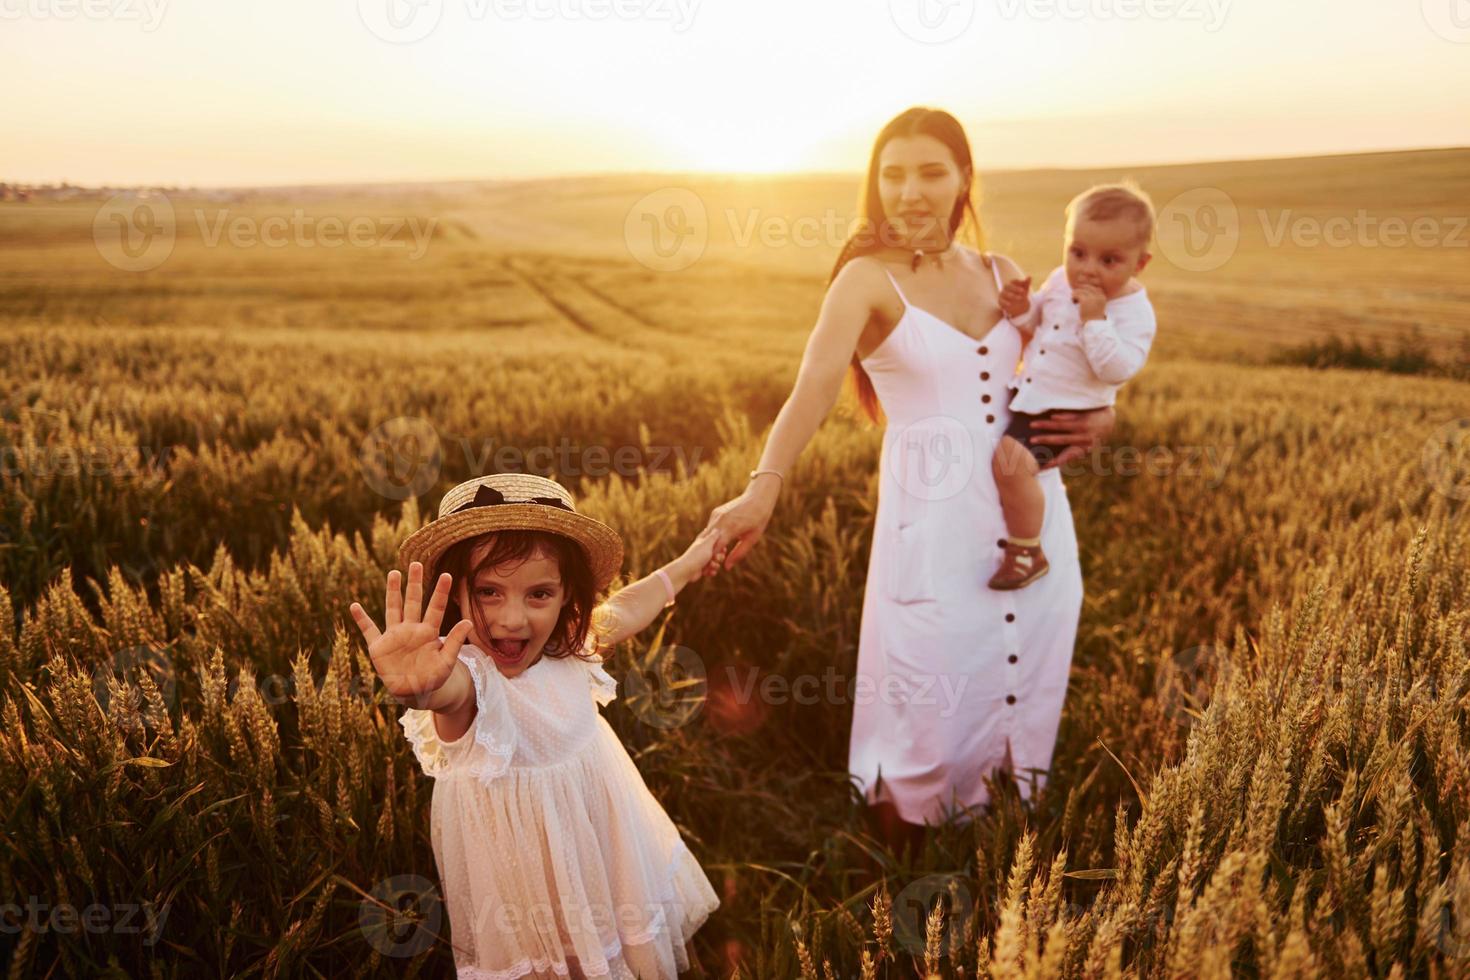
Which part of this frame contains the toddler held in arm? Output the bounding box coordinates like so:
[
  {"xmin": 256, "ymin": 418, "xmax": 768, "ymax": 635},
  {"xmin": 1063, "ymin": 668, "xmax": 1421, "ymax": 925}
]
[{"xmin": 989, "ymin": 182, "xmax": 1159, "ymax": 590}]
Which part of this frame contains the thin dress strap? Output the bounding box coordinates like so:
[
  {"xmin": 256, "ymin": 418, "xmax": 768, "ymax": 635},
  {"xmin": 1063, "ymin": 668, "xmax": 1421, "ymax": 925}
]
[
  {"xmin": 985, "ymin": 252, "xmax": 1005, "ymax": 292},
  {"xmin": 881, "ymin": 266, "xmax": 908, "ymax": 305}
]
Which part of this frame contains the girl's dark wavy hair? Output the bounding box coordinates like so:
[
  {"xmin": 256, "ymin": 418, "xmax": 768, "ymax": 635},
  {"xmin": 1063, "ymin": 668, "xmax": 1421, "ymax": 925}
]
[
  {"xmin": 429, "ymin": 529, "xmax": 605, "ymax": 662},
  {"xmin": 830, "ymin": 106, "xmax": 988, "ymax": 426}
]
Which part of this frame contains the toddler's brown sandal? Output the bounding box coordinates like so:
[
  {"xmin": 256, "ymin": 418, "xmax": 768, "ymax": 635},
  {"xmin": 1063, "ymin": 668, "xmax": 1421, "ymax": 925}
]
[{"xmin": 988, "ymin": 540, "xmax": 1050, "ymax": 590}]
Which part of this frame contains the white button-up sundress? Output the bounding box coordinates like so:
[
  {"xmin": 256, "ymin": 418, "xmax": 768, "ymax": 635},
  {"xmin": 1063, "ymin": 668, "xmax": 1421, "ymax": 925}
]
[{"xmin": 847, "ymin": 249, "xmax": 1086, "ymax": 826}]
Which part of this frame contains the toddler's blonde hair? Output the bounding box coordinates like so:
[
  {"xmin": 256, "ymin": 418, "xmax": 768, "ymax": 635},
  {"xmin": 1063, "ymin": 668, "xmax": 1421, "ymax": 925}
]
[{"xmin": 1065, "ymin": 180, "xmax": 1156, "ymax": 248}]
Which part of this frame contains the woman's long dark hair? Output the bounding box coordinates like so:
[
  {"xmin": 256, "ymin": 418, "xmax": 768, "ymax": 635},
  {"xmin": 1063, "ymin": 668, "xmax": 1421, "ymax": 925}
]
[{"xmin": 832, "ymin": 107, "xmax": 988, "ymax": 426}]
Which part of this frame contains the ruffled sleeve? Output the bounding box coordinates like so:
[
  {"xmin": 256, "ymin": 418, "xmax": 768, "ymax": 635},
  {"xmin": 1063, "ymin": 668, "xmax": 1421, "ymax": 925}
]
[
  {"xmin": 586, "ymin": 655, "xmax": 618, "ymax": 707},
  {"xmin": 580, "ymin": 635, "xmax": 618, "ymax": 707},
  {"xmin": 398, "ymin": 646, "xmax": 516, "ymax": 784}
]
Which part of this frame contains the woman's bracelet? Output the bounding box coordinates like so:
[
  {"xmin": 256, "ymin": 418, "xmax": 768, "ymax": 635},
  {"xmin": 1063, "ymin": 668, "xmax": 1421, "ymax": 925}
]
[
  {"xmin": 654, "ymin": 568, "xmax": 676, "ymax": 608},
  {"xmin": 748, "ymin": 468, "xmax": 784, "ymax": 490}
]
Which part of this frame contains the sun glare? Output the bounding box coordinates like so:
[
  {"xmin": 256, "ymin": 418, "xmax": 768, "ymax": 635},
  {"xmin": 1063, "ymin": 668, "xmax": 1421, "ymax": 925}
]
[{"xmin": 667, "ymin": 123, "xmax": 808, "ymax": 175}]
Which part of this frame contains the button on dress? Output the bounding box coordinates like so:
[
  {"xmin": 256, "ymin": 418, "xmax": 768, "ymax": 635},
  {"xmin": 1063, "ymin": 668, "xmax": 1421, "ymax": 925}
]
[
  {"xmin": 399, "ymin": 639, "xmax": 720, "ymax": 979},
  {"xmin": 847, "ymin": 250, "xmax": 1086, "ymax": 827}
]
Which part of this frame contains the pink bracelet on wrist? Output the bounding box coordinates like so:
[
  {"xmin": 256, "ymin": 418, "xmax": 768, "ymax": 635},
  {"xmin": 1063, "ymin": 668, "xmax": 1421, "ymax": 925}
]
[{"xmin": 654, "ymin": 568, "xmax": 676, "ymax": 608}]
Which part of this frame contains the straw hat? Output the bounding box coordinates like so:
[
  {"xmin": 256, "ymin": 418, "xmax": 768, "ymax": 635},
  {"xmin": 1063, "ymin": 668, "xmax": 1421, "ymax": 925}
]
[{"xmin": 396, "ymin": 473, "xmax": 624, "ymax": 590}]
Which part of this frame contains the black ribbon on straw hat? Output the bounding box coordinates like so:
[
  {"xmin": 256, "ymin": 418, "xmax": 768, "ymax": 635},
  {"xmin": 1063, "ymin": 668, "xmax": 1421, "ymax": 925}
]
[{"xmin": 440, "ymin": 483, "xmax": 573, "ymax": 519}]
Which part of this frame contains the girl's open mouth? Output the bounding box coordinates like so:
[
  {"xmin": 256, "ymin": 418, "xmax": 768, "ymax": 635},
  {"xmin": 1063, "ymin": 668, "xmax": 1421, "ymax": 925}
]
[{"xmin": 488, "ymin": 637, "xmax": 531, "ymax": 663}]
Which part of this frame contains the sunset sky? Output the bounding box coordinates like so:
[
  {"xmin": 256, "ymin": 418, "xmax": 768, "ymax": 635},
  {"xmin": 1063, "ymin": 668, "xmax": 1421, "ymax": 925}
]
[{"xmin": 4, "ymin": 0, "xmax": 1468, "ymax": 186}]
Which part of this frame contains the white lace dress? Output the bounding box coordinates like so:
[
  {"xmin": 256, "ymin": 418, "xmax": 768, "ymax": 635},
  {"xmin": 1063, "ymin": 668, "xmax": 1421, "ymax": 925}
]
[{"xmin": 399, "ymin": 639, "xmax": 720, "ymax": 979}]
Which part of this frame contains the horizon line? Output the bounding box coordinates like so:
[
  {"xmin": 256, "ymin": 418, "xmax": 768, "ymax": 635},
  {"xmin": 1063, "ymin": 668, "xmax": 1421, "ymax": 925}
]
[{"xmin": 7, "ymin": 142, "xmax": 1466, "ymax": 194}]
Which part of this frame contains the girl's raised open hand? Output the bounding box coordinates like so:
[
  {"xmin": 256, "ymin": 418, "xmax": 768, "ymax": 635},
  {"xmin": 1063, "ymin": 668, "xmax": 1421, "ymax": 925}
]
[{"xmin": 348, "ymin": 561, "xmax": 473, "ymax": 704}]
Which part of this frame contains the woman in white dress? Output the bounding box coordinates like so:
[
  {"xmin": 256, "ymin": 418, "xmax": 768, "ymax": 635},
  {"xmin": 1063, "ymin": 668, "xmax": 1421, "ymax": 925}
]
[{"xmin": 702, "ymin": 107, "xmax": 1117, "ymax": 856}]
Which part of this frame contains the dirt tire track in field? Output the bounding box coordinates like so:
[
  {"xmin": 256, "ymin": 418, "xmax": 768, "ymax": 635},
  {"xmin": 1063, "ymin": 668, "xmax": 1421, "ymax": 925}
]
[
  {"xmin": 502, "ymin": 256, "xmax": 665, "ymax": 353},
  {"xmin": 568, "ymin": 273, "xmax": 691, "ymax": 343}
]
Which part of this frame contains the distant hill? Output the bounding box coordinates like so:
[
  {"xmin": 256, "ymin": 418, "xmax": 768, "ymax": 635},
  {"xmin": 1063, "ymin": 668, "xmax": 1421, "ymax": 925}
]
[{"xmin": 2, "ymin": 147, "xmax": 1465, "ymax": 362}]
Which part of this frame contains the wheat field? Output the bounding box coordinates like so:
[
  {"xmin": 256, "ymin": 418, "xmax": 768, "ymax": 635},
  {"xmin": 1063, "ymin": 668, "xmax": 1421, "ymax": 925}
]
[{"xmin": 2, "ymin": 149, "xmax": 1469, "ymax": 978}]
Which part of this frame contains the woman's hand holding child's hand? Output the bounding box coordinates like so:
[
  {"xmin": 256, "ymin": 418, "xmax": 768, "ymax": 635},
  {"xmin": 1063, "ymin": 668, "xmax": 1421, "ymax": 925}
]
[
  {"xmin": 673, "ymin": 526, "xmax": 722, "ymax": 583},
  {"xmin": 349, "ymin": 562, "xmax": 473, "ymax": 707},
  {"xmin": 999, "ymin": 276, "xmax": 1033, "ymax": 320}
]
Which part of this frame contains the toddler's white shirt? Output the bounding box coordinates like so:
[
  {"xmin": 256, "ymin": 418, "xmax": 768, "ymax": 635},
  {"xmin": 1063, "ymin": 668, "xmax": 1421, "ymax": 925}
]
[{"xmin": 1006, "ymin": 265, "xmax": 1156, "ymax": 413}]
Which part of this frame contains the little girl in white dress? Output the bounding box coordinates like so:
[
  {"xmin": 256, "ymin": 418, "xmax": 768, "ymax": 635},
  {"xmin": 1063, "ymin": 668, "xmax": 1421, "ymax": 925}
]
[{"xmin": 349, "ymin": 472, "xmax": 721, "ymax": 979}]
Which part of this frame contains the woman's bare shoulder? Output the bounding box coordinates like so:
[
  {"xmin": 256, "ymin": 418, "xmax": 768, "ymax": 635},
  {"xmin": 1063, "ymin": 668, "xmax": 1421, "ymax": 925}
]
[
  {"xmin": 835, "ymin": 252, "xmax": 889, "ymax": 281},
  {"xmin": 828, "ymin": 253, "xmax": 896, "ymax": 305},
  {"xmin": 978, "ymin": 248, "xmax": 1026, "ymax": 281}
]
